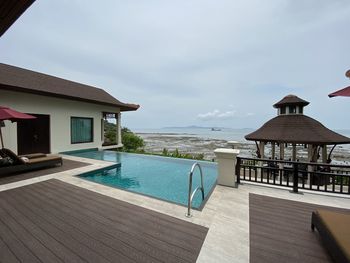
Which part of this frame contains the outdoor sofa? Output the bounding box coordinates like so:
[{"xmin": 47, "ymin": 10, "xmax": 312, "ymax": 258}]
[
  {"xmin": 0, "ymin": 148, "xmax": 62, "ymax": 176},
  {"xmin": 311, "ymin": 209, "xmax": 350, "ymax": 263}
]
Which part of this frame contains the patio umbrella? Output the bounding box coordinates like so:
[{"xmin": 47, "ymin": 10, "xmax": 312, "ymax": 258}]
[
  {"xmin": 328, "ymin": 86, "xmax": 350, "ymax": 98},
  {"xmin": 0, "ymin": 106, "xmax": 36, "ymax": 148}
]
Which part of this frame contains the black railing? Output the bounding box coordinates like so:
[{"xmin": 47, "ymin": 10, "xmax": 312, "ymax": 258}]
[{"xmin": 236, "ymin": 157, "xmax": 350, "ymax": 195}]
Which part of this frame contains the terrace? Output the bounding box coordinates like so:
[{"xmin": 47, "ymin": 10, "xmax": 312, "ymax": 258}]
[
  {"xmin": 0, "ymin": 153, "xmax": 349, "ymax": 263},
  {"xmin": 1, "ymin": 3, "xmax": 349, "ymax": 262}
]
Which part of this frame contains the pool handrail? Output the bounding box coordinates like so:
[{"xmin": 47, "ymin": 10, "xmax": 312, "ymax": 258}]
[{"xmin": 186, "ymin": 162, "xmax": 205, "ymax": 217}]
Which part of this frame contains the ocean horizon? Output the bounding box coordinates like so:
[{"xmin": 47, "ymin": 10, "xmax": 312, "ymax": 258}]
[{"xmin": 134, "ymin": 127, "xmax": 350, "ymax": 144}]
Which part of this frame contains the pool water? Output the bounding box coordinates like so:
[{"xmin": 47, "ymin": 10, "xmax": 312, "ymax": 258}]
[{"xmin": 67, "ymin": 150, "xmax": 217, "ymax": 209}]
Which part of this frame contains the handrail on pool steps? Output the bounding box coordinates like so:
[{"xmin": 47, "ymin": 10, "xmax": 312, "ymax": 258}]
[{"xmin": 186, "ymin": 162, "xmax": 204, "ymax": 217}]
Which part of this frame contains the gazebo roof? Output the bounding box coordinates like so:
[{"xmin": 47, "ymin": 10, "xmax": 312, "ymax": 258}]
[
  {"xmin": 245, "ymin": 114, "xmax": 350, "ymax": 145},
  {"xmin": 273, "ymin": 94, "xmax": 309, "ymax": 108}
]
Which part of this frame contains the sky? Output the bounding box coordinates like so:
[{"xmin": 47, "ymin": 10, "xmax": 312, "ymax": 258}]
[{"xmin": 1, "ymin": 0, "xmax": 350, "ymax": 129}]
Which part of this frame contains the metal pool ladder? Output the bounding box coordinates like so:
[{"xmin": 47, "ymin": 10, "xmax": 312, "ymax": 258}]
[{"xmin": 186, "ymin": 163, "xmax": 204, "ymax": 217}]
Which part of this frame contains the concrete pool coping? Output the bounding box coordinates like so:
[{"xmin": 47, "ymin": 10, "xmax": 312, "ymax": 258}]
[{"xmin": 1, "ymin": 154, "xmax": 350, "ymax": 262}]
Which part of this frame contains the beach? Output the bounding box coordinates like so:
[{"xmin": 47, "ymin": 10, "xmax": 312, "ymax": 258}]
[{"xmin": 136, "ymin": 128, "xmax": 350, "ymax": 164}]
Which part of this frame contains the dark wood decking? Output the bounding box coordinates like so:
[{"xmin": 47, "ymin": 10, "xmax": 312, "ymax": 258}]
[
  {"xmin": 249, "ymin": 193, "xmax": 350, "ymax": 263},
  {"xmin": 0, "ymin": 159, "xmax": 90, "ymax": 185},
  {"xmin": 0, "ymin": 179, "xmax": 207, "ymax": 263}
]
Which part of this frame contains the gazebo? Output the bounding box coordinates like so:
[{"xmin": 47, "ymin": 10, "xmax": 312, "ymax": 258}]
[{"xmin": 245, "ymin": 95, "xmax": 350, "ymax": 163}]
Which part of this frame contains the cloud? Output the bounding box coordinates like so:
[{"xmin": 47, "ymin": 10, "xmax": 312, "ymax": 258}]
[
  {"xmin": 197, "ymin": 110, "xmax": 236, "ymax": 120},
  {"xmin": 1, "ymin": 1, "xmax": 350, "ymax": 128}
]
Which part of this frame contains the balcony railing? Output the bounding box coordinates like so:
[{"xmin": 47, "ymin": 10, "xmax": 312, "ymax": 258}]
[{"xmin": 236, "ymin": 157, "xmax": 350, "ymax": 195}]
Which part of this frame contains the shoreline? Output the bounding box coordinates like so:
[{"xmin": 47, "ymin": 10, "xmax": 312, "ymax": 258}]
[{"xmin": 137, "ymin": 132, "xmax": 350, "ymax": 164}]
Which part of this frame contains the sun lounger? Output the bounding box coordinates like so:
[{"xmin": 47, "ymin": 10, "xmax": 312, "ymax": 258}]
[
  {"xmin": 311, "ymin": 209, "xmax": 350, "ymax": 263},
  {"xmin": 0, "ymin": 148, "xmax": 62, "ymax": 176}
]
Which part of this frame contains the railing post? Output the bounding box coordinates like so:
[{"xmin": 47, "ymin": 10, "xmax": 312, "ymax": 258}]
[
  {"xmin": 236, "ymin": 157, "xmax": 241, "ymax": 184},
  {"xmin": 292, "ymin": 163, "xmax": 299, "ymax": 193},
  {"xmin": 187, "ymin": 171, "xmax": 193, "ymax": 217}
]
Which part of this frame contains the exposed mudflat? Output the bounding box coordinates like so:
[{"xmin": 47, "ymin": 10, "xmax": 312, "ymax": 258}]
[{"xmin": 137, "ymin": 133, "xmax": 350, "ymax": 164}]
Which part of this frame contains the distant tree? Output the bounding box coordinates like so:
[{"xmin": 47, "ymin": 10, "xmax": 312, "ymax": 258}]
[
  {"xmin": 103, "ymin": 121, "xmax": 143, "ymax": 151},
  {"xmin": 104, "ymin": 120, "xmax": 116, "ymax": 144},
  {"xmin": 121, "ymin": 127, "xmax": 144, "ymax": 151}
]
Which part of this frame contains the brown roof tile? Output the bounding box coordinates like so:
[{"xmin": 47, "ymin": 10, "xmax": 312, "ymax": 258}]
[
  {"xmin": 245, "ymin": 115, "xmax": 350, "ymax": 145},
  {"xmin": 273, "ymin": 94, "xmax": 309, "ymax": 108},
  {"xmin": 0, "ymin": 63, "xmax": 139, "ymax": 111}
]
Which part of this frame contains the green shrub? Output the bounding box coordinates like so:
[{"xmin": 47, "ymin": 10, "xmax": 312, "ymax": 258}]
[
  {"xmin": 162, "ymin": 148, "xmax": 168, "ymax": 155},
  {"xmin": 103, "ymin": 120, "xmax": 117, "ymax": 144},
  {"xmin": 196, "ymin": 153, "xmax": 205, "ymax": 160},
  {"xmin": 158, "ymin": 148, "xmax": 205, "ymax": 160},
  {"xmin": 122, "ymin": 128, "xmax": 144, "ymax": 151}
]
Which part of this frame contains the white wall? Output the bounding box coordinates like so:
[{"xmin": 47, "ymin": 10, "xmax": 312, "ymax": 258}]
[{"xmin": 0, "ymin": 89, "xmax": 120, "ymax": 154}]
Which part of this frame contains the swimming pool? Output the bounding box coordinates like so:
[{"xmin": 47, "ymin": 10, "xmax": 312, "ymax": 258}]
[{"xmin": 66, "ymin": 150, "xmax": 217, "ymax": 209}]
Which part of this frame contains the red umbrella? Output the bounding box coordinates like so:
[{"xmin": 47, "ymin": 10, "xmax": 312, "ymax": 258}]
[
  {"xmin": 0, "ymin": 106, "xmax": 36, "ymax": 148},
  {"xmin": 329, "ymin": 70, "xmax": 350, "ymax": 98},
  {"xmin": 328, "ymin": 86, "xmax": 350, "ymax": 98}
]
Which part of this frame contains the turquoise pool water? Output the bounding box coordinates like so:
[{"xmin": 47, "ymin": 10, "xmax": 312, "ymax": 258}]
[{"xmin": 67, "ymin": 150, "xmax": 217, "ymax": 209}]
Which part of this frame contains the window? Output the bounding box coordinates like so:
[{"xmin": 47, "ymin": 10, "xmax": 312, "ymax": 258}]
[
  {"xmin": 289, "ymin": 106, "xmax": 296, "ymax": 114},
  {"xmin": 280, "ymin": 107, "xmax": 286, "ymax": 114},
  {"xmin": 71, "ymin": 117, "xmax": 93, "ymax": 144}
]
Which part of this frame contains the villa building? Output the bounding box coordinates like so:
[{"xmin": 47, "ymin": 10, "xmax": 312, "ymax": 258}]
[{"xmin": 0, "ymin": 63, "xmax": 139, "ymax": 154}]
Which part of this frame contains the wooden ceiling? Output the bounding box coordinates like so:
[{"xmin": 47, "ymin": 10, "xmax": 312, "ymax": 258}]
[{"xmin": 0, "ymin": 0, "xmax": 35, "ymax": 37}]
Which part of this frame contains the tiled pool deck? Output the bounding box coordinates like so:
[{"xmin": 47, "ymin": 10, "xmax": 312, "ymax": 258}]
[{"xmin": 1, "ymin": 154, "xmax": 350, "ymax": 262}]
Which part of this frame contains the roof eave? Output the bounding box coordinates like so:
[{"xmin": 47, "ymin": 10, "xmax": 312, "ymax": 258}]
[
  {"xmin": 0, "ymin": 85, "xmax": 139, "ymax": 111},
  {"xmin": 245, "ymin": 136, "xmax": 350, "ymax": 145}
]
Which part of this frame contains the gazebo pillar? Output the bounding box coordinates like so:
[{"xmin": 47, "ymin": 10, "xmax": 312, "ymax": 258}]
[
  {"xmin": 322, "ymin": 145, "xmax": 327, "ymax": 163},
  {"xmin": 259, "ymin": 141, "xmax": 265, "ymax": 159},
  {"xmin": 279, "ymin": 143, "xmax": 284, "ymax": 160},
  {"xmin": 292, "ymin": 144, "xmax": 297, "ymax": 161},
  {"xmin": 271, "ymin": 142, "xmax": 276, "ymax": 159},
  {"xmin": 307, "ymin": 144, "xmax": 313, "ymax": 162},
  {"xmin": 307, "ymin": 144, "xmax": 319, "ymax": 185}
]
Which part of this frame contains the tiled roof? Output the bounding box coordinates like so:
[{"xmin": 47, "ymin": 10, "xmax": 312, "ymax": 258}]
[
  {"xmin": 0, "ymin": 63, "xmax": 139, "ymax": 111},
  {"xmin": 245, "ymin": 114, "xmax": 350, "ymax": 145}
]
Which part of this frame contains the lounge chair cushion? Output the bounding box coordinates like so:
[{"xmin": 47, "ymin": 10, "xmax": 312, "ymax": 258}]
[
  {"xmin": 312, "ymin": 209, "xmax": 350, "ymax": 263},
  {"xmin": 20, "ymin": 153, "xmax": 47, "ymax": 159},
  {"xmin": 27, "ymin": 155, "xmax": 62, "ymax": 164},
  {"xmin": 317, "ymin": 210, "xmax": 350, "ymax": 260}
]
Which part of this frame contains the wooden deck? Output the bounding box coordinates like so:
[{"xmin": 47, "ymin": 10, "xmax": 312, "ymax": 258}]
[
  {"xmin": 0, "ymin": 179, "xmax": 208, "ymax": 263},
  {"xmin": 0, "ymin": 159, "xmax": 90, "ymax": 185},
  {"xmin": 249, "ymin": 193, "xmax": 350, "ymax": 263}
]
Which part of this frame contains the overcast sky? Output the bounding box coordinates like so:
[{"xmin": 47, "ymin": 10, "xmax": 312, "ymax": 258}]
[{"xmin": 1, "ymin": 0, "xmax": 349, "ymax": 129}]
